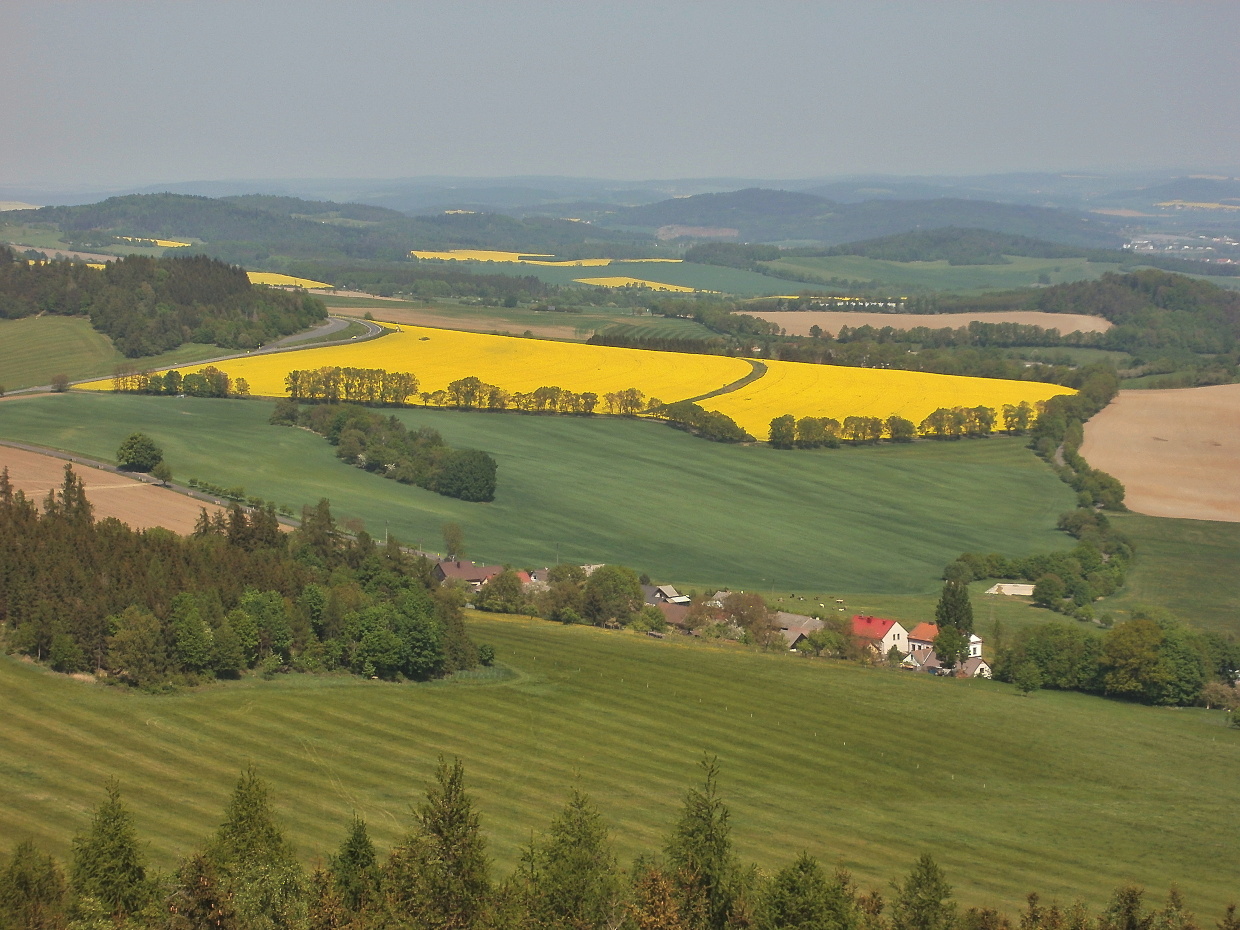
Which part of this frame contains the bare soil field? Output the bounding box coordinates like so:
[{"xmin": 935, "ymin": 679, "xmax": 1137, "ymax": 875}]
[
  {"xmin": 750, "ymin": 310, "xmax": 1112, "ymax": 336},
  {"xmin": 326, "ymin": 304, "xmax": 585, "ymax": 340},
  {"xmin": 1080, "ymin": 384, "xmax": 1240, "ymax": 522},
  {"xmin": 0, "ymin": 445, "xmax": 224, "ymax": 534}
]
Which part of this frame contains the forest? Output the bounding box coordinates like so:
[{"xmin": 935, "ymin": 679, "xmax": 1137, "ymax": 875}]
[
  {"xmin": 0, "ymin": 466, "xmax": 480, "ymax": 687},
  {"xmin": 0, "ymin": 246, "xmax": 325, "ymax": 356},
  {"xmin": 1, "ymin": 757, "xmax": 1233, "ymax": 930}
]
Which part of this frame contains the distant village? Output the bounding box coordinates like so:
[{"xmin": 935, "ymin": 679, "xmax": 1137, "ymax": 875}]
[{"xmin": 433, "ymin": 557, "xmax": 1002, "ymax": 677}]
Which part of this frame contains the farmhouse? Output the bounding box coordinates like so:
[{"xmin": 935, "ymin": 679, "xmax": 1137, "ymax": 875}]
[
  {"xmin": 642, "ymin": 584, "xmax": 692, "ymax": 606},
  {"xmin": 775, "ymin": 611, "xmax": 824, "ymax": 649},
  {"xmin": 904, "ymin": 648, "xmax": 993, "ymax": 678},
  {"xmin": 851, "ymin": 615, "xmax": 908, "ymax": 656},
  {"xmin": 433, "ymin": 560, "xmax": 505, "ymax": 589}
]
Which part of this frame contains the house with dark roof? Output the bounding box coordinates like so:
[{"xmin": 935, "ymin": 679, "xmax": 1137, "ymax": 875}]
[
  {"xmin": 775, "ymin": 611, "xmax": 824, "ymax": 649},
  {"xmin": 433, "ymin": 560, "xmax": 505, "ymax": 589},
  {"xmin": 642, "ymin": 584, "xmax": 692, "ymax": 607}
]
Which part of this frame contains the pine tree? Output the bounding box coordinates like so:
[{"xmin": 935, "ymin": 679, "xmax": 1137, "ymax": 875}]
[
  {"xmin": 0, "ymin": 838, "xmax": 67, "ymax": 930},
  {"xmin": 521, "ymin": 787, "xmax": 620, "ymax": 930},
  {"xmin": 934, "ymin": 581, "xmax": 974, "ymax": 636},
  {"xmin": 329, "ymin": 815, "xmax": 378, "ymax": 915},
  {"xmin": 69, "ymin": 780, "xmax": 149, "ymax": 919},
  {"xmin": 205, "ymin": 768, "xmax": 306, "ymax": 930},
  {"xmin": 890, "ymin": 854, "xmax": 956, "ymax": 930},
  {"xmin": 665, "ymin": 755, "xmax": 739, "ymax": 930},
  {"xmin": 761, "ymin": 854, "xmax": 859, "ymax": 930}
]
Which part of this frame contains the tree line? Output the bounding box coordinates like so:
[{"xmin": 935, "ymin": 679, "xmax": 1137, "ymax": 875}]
[
  {"xmin": 3, "ymin": 757, "xmax": 1234, "ymax": 930},
  {"xmin": 283, "ymin": 367, "xmax": 752, "ymax": 443},
  {"xmin": 113, "ymin": 365, "xmax": 251, "ymax": 399},
  {"xmin": 0, "ymin": 467, "xmax": 480, "ymax": 687},
  {"xmin": 768, "ymin": 402, "xmax": 1038, "ymax": 448},
  {"xmin": 271, "ymin": 402, "xmax": 499, "ymax": 503},
  {"xmin": 0, "ymin": 246, "xmax": 326, "ymax": 357}
]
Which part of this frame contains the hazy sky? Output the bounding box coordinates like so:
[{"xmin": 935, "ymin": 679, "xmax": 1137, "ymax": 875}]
[{"xmin": 4, "ymin": 1, "xmax": 1238, "ymax": 188}]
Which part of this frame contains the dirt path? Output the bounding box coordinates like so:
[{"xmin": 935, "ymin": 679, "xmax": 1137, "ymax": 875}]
[
  {"xmin": 1080, "ymin": 384, "xmax": 1240, "ymax": 522},
  {"xmin": 749, "ymin": 309, "xmax": 1112, "ymax": 336},
  {"xmin": 0, "ymin": 444, "xmax": 226, "ymax": 534}
]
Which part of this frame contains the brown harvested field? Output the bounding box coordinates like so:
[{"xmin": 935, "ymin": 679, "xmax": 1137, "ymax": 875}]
[
  {"xmin": 749, "ymin": 310, "xmax": 1112, "ymax": 336},
  {"xmin": 326, "ymin": 304, "xmax": 585, "ymax": 340},
  {"xmin": 1080, "ymin": 384, "xmax": 1240, "ymax": 522},
  {"xmin": 0, "ymin": 445, "xmax": 225, "ymax": 534}
]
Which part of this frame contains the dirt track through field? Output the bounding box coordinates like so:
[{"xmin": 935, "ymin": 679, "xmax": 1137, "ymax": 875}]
[
  {"xmin": 1080, "ymin": 384, "xmax": 1240, "ymax": 522},
  {"xmin": 750, "ymin": 310, "xmax": 1112, "ymax": 336},
  {"xmin": 326, "ymin": 304, "xmax": 585, "ymax": 340},
  {"xmin": 0, "ymin": 445, "xmax": 224, "ymax": 534}
]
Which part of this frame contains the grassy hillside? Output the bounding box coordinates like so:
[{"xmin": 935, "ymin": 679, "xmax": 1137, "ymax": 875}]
[
  {"xmin": 0, "ymin": 393, "xmax": 1075, "ymax": 594},
  {"xmin": 1, "ymin": 615, "xmax": 1236, "ymax": 912},
  {"xmin": 0, "ymin": 317, "xmax": 221, "ymax": 391},
  {"xmin": 763, "ymin": 254, "xmax": 1125, "ymax": 294}
]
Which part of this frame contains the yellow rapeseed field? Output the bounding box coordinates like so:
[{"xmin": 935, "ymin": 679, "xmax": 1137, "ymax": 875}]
[
  {"xmin": 698, "ymin": 360, "xmax": 1074, "ymax": 437},
  {"xmin": 410, "ymin": 249, "xmax": 683, "ymax": 267},
  {"xmin": 246, "ymin": 272, "xmax": 334, "ymax": 289},
  {"xmin": 573, "ymin": 276, "xmax": 701, "ymax": 292},
  {"xmin": 118, "ymin": 236, "xmax": 191, "ymax": 248},
  {"xmin": 81, "ymin": 325, "xmax": 751, "ymax": 402}
]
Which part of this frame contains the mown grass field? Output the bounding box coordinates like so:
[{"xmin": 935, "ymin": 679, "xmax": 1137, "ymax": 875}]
[
  {"xmin": 0, "ymin": 394, "xmax": 1075, "ymax": 594},
  {"xmin": 761, "ymin": 255, "xmax": 1126, "ymax": 294},
  {"xmin": 0, "ymin": 317, "xmax": 221, "ymax": 391},
  {"xmin": 2, "ymin": 614, "xmax": 1237, "ymax": 913}
]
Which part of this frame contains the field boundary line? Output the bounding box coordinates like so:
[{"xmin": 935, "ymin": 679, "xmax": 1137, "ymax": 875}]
[{"xmin": 678, "ymin": 359, "xmax": 768, "ymax": 404}]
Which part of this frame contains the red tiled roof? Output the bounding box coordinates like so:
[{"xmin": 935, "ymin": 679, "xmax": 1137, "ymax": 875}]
[
  {"xmin": 851, "ymin": 614, "xmax": 896, "ymax": 640},
  {"xmin": 908, "ymin": 622, "xmax": 939, "ymax": 643}
]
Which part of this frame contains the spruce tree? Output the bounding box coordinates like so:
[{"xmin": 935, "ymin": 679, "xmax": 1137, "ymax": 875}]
[
  {"xmin": 522, "ymin": 787, "xmax": 620, "ymax": 930},
  {"xmin": 329, "ymin": 815, "xmax": 379, "ymax": 914},
  {"xmin": 69, "ymin": 780, "xmax": 149, "ymax": 919},
  {"xmin": 890, "ymin": 854, "xmax": 956, "ymax": 930},
  {"xmin": 0, "ymin": 838, "xmax": 67, "ymax": 930},
  {"xmin": 665, "ymin": 755, "xmax": 739, "ymax": 930}
]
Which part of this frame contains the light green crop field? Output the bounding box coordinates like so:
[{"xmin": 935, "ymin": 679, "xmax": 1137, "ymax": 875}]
[
  {"xmin": 0, "ymin": 221, "xmax": 69, "ymax": 250},
  {"xmin": 1, "ymin": 615, "xmax": 1236, "ymax": 913},
  {"xmin": 0, "ymin": 317, "xmax": 222, "ymax": 391},
  {"xmin": 0, "ymin": 393, "xmax": 1075, "ymax": 595},
  {"xmin": 473, "ymin": 260, "xmax": 803, "ymax": 297},
  {"xmin": 762, "ymin": 255, "xmax": 1126, "ymax": 294}
]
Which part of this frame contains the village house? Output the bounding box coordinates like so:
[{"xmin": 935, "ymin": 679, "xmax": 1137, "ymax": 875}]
[
  {"xmin": 851, "ymin": 614, "xmax": 908, "ymax": 657},
  {"xmin": 641, "ymin": 584, "xmax": 692, "ymax": 607},
  {"xmin": 433, "ymin": 560, "xmax": 505, "ymax": 590},
  {"xmin": 775, "ymin": 611, "xmax": 824, "ymax": 649},
  {"xmin": 904, "ymin": 648, "xmax": 992, "ymax": 679},
  {"xmin": 906, "ymin": 622, "xmax": 984, "ymax": 658}
]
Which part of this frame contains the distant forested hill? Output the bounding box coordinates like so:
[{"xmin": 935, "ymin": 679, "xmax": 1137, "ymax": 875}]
[
  {"xmin": 12, "ymin": 193, "xmax": 662, "ymax": 265},
  {"xmin": 602, "ymin": 189, "xmax": 1124, "ymax": 248},
  {"xmin": 818, "ymin": 227, "xmax": 1108, "ymax": 264},
  {"xmin": 0, "ymin": 246, "xmax": 325, "ymax": 356}
]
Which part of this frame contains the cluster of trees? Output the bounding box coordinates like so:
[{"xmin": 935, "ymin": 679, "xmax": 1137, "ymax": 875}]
[
  {"xmin": 0, "ymin": 466, "xmax": 480, "ymax": 687},
  {"xmin": 768, "ymin": 403, "xmax": 1037, "ymax": 448},
  {"xmin": 0, "ymin": 246, "xmax": 326, "ymax": 356},
  {"xmin": 113, "ymin": 365, "xmax": 250, "ymax": 399},
  {"xmin": 947, "ymin": 509, "xmax": 1133, "ymax": 622},
  {"xmin": 992, "ymin": 609, "xmax": 1240, "ymax": 706},
  {"xmin": 4, "ymin": 758, "xmax": 1234, "ymax": 930},
  {"xmin": 272, "ymin": 402, "xmax": 499, "ymax": 503},
  {"xmin": 285, "ymin": 367, "xmax": 421, "ymax": 405},
  {"xmin": 474, "ymin": 563, "xmax": 662, "ymax": 629}
]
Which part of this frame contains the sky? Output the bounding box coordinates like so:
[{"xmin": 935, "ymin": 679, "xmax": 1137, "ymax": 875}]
[{"xmin": 4, "ymin": 0, "xmax": 1239, "ymax": 189}]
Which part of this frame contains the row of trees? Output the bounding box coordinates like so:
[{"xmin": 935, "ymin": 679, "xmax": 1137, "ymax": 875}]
[
  {"xmin": 0, "ymin": 246, "xmax": 326, "ymax": 356},
  {"xmin": 3, "ymin": 759, "xmax": 1233, "ymax": 930},
  {"xmin": 0, "ymin": 467, "xmax": 480, "ymax": 687},
  {"xmin": 768, "ymin": 402, "xmax": 1038, "ymax": 448},
  {"xmin": 991, "ymin": 610, "xmax": 1240, "ymax": 707},
  {"xmin": 113, "ymin": 365, "xmax": 250, "ymax": 399},
  {"xmin": 271, "ymin": 402, "xmax": 499, "ymax": 503}
]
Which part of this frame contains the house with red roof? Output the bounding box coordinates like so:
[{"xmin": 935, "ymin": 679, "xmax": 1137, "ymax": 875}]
[
  {"xmin": 433, "ymin": 560, "xmax": 505, "ymax": 589},
  {"xmin": 851, "ymin": 614, "xmax": 909, "ymax": 658}
]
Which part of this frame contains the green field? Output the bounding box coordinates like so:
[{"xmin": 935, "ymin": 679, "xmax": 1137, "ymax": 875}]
[
  {"xmin": 1098, "ymin": 514, "xmax": 1240, "ymax": 634},
  {"xmin": 0, "ymin": 393, "xmax": 1075, "ymax": 595},
  {"xmin": 762, "ymin": 255, "xmax": 1127, "ymax": 294},
  {"xmin": 2, "ymin": 614, "xmax": 1237, "ymax": 912},
  {"xmin": 0, "ymin": 317, "xmax": 223, "ymax": 391},
  {"xmin": 474, "ymin": 260, "xmax": 803, "ymax": 297}
]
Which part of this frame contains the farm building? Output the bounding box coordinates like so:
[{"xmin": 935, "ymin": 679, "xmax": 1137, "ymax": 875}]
[
  {"xmin": 776, "ymin": 611, "xmax": 824, "ymax": 649},
  {"xmin": 642, "ymin": 584, "xmax": 692, "ymax": 606},
  {"xmin": 433, "ymin": 560, "xmax": 505, "ymax": 589},
  {"xmin": 851, "ymin": 615, "xmax": 908, "ymax": 657},
  {"xmin": 903, "ymin": 648, "xmax": 992, "ymax": 678},
  {"xmin": 985, "ymin": 583, "xmax": 1035, "ymax": 596}
]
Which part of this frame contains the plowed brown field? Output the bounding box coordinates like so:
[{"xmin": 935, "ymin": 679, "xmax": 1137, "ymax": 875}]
[
  {"xmin": 750, "ymin": 309, "xmax": 1112, "ymax": 336},
  {"xmin": 1080, "ymin": 384, "xmax": 1240, "ymax": 522},
  {"xmin": 0, "ymin": 445, "xmax": 224, "ymax": 534}
]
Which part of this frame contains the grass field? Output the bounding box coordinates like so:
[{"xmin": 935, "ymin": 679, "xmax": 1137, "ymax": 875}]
[
  {"xmin": 1098, "ymin": 514, "xmax": 1240, "ymax": 635},
  {"xmin": 1, "ymin": 614, "xmax": 1237, "ymax": 913},
  {"xmin": 0, "ymin": 394, "xmax": 1076, "ymax": 594},
  {"xmin": 0, "ymin": 317, "xmax": 222, "ymax": 391},
  {"xmin": 762, "ymin": 255, "xmax": 1127, "ymax": 294}
]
